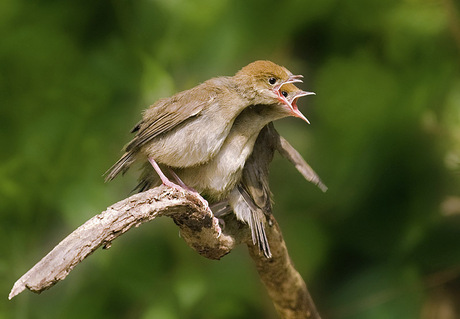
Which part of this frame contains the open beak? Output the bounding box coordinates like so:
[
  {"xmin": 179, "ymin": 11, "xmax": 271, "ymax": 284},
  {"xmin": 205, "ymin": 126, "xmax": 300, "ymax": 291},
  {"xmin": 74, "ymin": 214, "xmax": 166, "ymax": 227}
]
[
  {"xmin": 273, "ymin": 74, "xmax": 304, "ymax": 91},
  {"xmin": 289, "ymin": 90, "xmax": 315, "ymax": 124},
  {"xmin": 278, "ymin": 89, "xmax": 315, "ymax": 124},
  {"xmin": 272, "ymin": 74, "xmax": 314, "ymax": 124}
]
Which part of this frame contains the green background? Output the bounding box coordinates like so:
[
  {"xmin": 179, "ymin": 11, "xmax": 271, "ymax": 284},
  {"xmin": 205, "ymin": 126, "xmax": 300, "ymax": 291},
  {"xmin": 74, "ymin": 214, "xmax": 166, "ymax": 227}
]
[{"xmin": 2, "ymin": 0, "xmax": 460, "ymax": 318}]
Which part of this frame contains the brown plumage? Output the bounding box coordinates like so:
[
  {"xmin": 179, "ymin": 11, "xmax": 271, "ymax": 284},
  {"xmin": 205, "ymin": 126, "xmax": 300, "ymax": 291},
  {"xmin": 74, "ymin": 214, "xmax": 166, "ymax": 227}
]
[
  {"xmin": 231, "ymin": 123, "xmax": 327, "ymax": 258},
  {"xmin": 135, "ymin": 83, "xmax": 314, "ymax": 258},
  {"xmin": 105, "ymin": 61, "xmax": 303, "ymax": 192},
  {"xmin": 134, "ymin": 83, "xmax": 312, "ymax": 200},
  {"xmin": 226, "ymin": 86, "xmax": 313, "ymax": 258},
  {"xmin": 228, "ymin": 123, "xmax": 278, "ymax": 258},
  {"xmin": 106, "ymin": 60, "xmax": 315, "ymax": 257}
]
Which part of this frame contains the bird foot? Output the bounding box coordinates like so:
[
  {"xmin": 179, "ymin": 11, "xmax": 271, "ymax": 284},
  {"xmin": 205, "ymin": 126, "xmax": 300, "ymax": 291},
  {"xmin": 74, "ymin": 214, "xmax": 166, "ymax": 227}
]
[
  {"xmin": 216, "ymin": 218, "xmax": 225, "ymax": 238},
  {"xmin": 190, "ymin": 190, "xmax": 211, "ymax": 213},
  {"xmin": 163, "ymin": 180, "xmax": 211, "ymax": 211}
]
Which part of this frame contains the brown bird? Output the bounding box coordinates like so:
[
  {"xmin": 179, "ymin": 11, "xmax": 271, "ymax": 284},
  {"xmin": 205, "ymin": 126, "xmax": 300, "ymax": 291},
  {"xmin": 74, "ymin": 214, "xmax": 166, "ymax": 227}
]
[
  {"xmin": 105, "ymin": 61, "xmax": 303, "ymax": 199},
  {"xmin": 134, "ymin": 83, "xmax": 313, "ymax": 203},
  {"xmin": 217, "ymin": 87, "xmax": 315, "ymax": 257}
]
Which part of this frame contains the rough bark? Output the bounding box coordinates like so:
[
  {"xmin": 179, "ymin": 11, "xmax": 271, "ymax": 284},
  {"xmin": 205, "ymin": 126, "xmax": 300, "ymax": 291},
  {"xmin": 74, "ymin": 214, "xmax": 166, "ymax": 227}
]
[
  {"xmin": 9, "ymin": 186, "xmax": 235, "ymax": 299},
  {"xmin": 247, "ymin": 215, "xmax": 321, "ymax": 319}
]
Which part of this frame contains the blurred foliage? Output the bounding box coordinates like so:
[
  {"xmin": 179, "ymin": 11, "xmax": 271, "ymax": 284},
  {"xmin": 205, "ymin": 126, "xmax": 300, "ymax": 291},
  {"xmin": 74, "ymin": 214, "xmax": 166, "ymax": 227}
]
[{"xmin": 1, "ymin": 0, "xmax": 460, "ymax": 318}]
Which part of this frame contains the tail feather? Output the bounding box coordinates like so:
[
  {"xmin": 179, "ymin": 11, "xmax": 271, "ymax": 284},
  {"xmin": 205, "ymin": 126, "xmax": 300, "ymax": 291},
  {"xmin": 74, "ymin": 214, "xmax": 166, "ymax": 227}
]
[
  {"xmin": 250, "ymin": 205, "xmax": 271, "ymax": 258},
  {"xmin": 230, "ymin": 186, "xmax": 272, "ymax": 258},
  {"xmin": 104, "ymin": 152, "xmax": 136, "ymax": 182}
]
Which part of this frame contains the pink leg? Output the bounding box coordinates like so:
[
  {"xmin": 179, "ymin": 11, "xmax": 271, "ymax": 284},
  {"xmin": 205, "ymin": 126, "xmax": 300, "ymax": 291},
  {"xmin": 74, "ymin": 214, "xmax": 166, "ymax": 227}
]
[
  {"xmin": 167, "ymin": 167, "xmax": 211, "ymax": 210},
  {"xmin": 148, "ymin": 158, "xmax": 182, "ymax": 191},
  {"xmin": 167, "ymin": 168, "xmax": 192, "ymax": 190},
  {"xmin": 148, "ymin": 158, "xmax": 212, "ymax": 214}
]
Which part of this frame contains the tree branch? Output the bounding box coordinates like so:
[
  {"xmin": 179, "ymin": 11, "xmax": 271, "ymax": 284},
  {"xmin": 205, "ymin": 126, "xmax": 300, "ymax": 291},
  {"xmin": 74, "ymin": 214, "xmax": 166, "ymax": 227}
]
[
  {"xmin": 247, "ymin": 215, "xmax": 321, "ymax": 319},
  {"xmin": 9, "ymin": 186, "xmax": 234, "ymax": 299}
]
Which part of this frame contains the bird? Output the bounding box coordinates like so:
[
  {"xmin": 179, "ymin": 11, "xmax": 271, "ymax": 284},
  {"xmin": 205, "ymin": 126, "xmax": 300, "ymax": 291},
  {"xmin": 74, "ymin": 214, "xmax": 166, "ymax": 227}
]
[
  {"xmin": 134, "ymin": 82, "xmax": 313, "ymax": 203},
  {"xmin": 105, "ymin": 61, "xmax": 305, "ymax": 200},
  {"xmin": 220, "ymin": 86, "xmax": 315, "ymax": 258}
]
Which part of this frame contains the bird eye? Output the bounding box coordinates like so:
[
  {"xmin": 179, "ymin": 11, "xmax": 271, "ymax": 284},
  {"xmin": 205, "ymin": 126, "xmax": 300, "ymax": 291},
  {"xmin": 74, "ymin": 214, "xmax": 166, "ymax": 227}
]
[
  {"xmin": 268, "ymin": 77, "xmax": 277, "ymax": 85},
  {"xmin": 281, "ymin": 91, "xmax": 288, "ymax": 98}
]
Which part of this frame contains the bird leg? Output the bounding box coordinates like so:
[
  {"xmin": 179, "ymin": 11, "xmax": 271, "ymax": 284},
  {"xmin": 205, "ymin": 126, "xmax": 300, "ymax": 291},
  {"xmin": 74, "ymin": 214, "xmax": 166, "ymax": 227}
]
[
  {"xmin": 167, "ymin": 168, "xmax": 196, "ymax": 192},
  {"xmin": 166, "ymin": 167, "xmax": 211, "ymax": 209},
  {"xmin": 148, "ymin": 158, "xmax": 182, "ymax": 190},
  {"xmin": 148, "ymin": 158, "xmax": 211, "ymax": 213}
]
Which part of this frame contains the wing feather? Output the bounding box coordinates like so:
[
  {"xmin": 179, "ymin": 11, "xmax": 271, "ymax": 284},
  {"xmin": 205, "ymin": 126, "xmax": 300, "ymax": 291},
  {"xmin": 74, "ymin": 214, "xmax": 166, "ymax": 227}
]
[
  {"xmin": 126, "ymin": 82, "xmax": 218, "ymax": 152},
  {"xmin": 106, "ymin": 80, "xmax": 223, "ymax": 181}
]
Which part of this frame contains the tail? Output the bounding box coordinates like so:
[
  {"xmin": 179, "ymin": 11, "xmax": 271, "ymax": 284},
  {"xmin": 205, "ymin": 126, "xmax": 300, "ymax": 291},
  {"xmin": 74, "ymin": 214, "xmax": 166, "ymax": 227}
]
[
  {"xmin": 104, "ymin": 152, "xmax": 136, "ymax": 182},
  {"xmin": 237, "ymin": 184, "xmax": 271, "ymax": 258},
  {"xmin": 131, "ymin": 162, "xmax": 161, "ymax": 193},
  {"xmin": 249, "ymin": 212, "xmax": 271, "ymax": 259},
  {"xmin": 229, "ymin": 186, "xmax": 272, "ymax": 258}
]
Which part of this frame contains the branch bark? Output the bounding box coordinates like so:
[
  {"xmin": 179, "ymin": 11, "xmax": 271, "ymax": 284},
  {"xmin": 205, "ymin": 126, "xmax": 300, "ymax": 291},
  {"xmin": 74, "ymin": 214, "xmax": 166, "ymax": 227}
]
[
  {"xmin": 247, "ymin": 215, "xmax": 321, "ymax": 319},
  {"xmin": 9, "ymin": 186, "xmax": 235, "ymax": 299}
]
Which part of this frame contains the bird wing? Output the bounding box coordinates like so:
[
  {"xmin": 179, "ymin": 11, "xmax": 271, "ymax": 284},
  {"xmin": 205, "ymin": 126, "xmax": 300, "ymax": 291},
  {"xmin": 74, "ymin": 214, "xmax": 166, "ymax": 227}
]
[
  {"xmin": 236, "ymin": 123, "xmax": 327, "ymax": 258},
  {"xmin": 276, "ymin": 133, "xmax": 328, "ymax": 192},
  {"xmin": 235, "ymin": 123, "xmax": 278, "ymax": 258},
  {"xmin": 104, "ymin": 79, "xmax": 224, "ymax": 182},
  {"xmin": 240, "ymin": 123, "xmax": 278, "ymax": 215},
  {"xmin": 126, "ymin": 82, "xmax": 219, "ymax": 152}
]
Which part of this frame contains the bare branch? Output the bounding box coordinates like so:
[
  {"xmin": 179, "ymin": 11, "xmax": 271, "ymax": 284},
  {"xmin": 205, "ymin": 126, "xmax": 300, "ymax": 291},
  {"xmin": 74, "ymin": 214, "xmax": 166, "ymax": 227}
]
[
  {"xmin": 9, "ymin": 186, "xmax": 233, "ymax": 299},
  {"xmin": 247, "ymin": 215, "xmax": 321, "ymax": 319}
]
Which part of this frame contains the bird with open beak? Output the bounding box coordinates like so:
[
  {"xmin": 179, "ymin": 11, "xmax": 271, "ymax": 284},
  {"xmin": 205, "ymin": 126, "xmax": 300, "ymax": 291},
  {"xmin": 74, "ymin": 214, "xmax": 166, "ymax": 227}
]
[
  {"xmin": 229, "ymin": 83, "xmax": 316, "ymax": 257},
  {"xmin": 218, "ymin": 84, "xmax": 314, "ymax": 258},
  {"xmin": 135, "ymin": 78, "xmax": 314, "ymax": 245},
  {"xmin": 106, "ymin": 60, "xmax": 307, "ymax": 207}
]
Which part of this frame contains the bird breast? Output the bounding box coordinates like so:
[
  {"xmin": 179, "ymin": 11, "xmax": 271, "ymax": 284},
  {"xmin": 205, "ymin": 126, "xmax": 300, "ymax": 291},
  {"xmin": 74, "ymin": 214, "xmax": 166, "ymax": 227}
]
[{"xmin": 175, "ymin": 132, "xmax": 260, "ymax": 200}]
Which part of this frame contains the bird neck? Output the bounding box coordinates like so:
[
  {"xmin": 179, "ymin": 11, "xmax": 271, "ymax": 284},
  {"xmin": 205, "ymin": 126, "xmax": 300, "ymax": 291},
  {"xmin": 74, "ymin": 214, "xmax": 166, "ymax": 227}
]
[
  {"xmin": 232, "ymin": 104, "xmax": 288, "ymax": 137},
  {"xmin": 231, "ymin": 74, "xmax": 261, "ymax": 104}
]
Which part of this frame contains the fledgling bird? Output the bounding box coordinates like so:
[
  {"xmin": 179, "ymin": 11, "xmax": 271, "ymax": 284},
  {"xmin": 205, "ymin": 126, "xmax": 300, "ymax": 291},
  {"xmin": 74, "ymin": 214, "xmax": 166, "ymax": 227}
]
[
  {"xmin": 219, "ymin": 87, "xmax": 315, "ymax": 258},
  {"xmin": 134, "ymin": 83, "xmax": 313, "ymax": 203},
  {"xmin": 105, "ymin": 61, "xmax": 303, "ymax": 199}
]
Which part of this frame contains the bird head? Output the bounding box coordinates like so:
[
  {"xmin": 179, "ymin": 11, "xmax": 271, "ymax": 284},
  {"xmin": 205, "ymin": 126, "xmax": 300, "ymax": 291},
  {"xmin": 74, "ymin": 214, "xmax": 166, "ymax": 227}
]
[
  {"xmin": 277, "ymin": 83, "xmax": 315, "ymax": 124},
  {"xmin": 234, "ymin": 60, "xmax": 305, "ymax": 106}
]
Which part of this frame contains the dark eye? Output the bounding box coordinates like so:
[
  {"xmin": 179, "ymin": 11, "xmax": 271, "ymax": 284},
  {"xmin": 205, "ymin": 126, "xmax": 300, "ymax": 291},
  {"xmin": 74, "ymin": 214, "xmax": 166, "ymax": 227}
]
[
  {"xmin": 268, "ymin": 77, "xmax": 277, "ymax": 85},
  {"xmin": 281, "ymin": 91, "xmax": 288, "ymax": 98}
]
